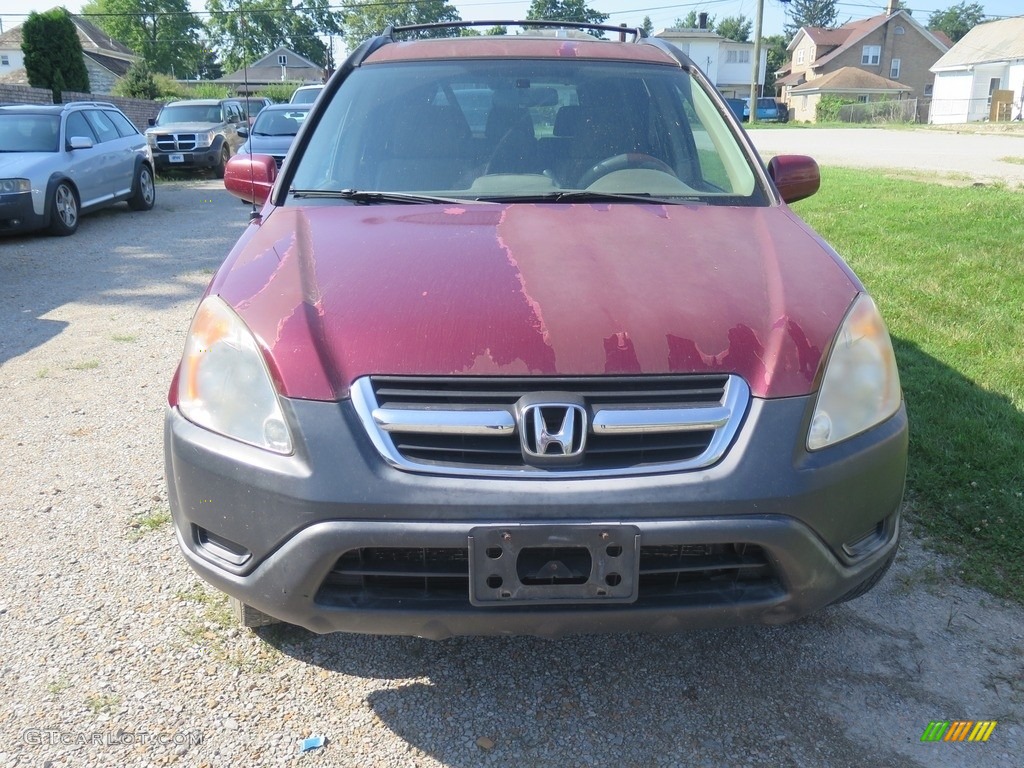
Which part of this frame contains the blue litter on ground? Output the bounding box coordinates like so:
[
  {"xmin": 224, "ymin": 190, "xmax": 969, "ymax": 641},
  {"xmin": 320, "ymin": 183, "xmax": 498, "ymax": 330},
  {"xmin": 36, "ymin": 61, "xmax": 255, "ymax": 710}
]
[{"xmin": 300, "ymin": 735, "xmax": 326, "ymax": 752}]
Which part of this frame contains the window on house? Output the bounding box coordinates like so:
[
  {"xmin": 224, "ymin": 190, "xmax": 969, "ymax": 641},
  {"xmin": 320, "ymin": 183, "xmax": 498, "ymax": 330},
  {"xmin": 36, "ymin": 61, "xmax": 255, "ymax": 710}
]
[
  {"xmin": 890, "ymin": 58, "xmax": 901, "ymax": 79},
  {"xmin": 727, "ymin": 50, "xmax": 737, "ymax": 63},
  {"xmin": 796, "ymin": 49, "xmax": 805, "ymax": 65},
  {"xmin": 924, "ymin": 84, "xmax": 933, "ymax": 96},
  {"xmin": 0, "ymin": 55, "xmax": 9, "ymax": 66},
  {"xmin": 894, "ymin": 25, "xmax": 905, "ymax": 35},
  {"xmin": 861, "ymin": 45, "xmax": 881, "ymax": 65},
  {"xmin": 278, "ymin": 54, "xmax": 287, "ymax": 66},
  {"xmin": 858, "ymin": 95, "xmax": 870, "ymax": 103}
]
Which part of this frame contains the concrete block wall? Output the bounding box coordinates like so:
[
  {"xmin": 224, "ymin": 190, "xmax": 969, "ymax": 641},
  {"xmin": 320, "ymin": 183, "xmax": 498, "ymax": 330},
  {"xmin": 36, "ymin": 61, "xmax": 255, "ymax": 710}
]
[{"xmin": 0, "ymin": 84, "xmax": 161, "ymax": 132}]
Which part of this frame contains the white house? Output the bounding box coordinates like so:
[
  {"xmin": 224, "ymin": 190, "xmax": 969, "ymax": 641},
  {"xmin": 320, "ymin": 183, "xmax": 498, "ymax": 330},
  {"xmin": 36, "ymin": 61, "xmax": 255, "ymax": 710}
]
[
  {"xmin": 929, "ymin": 17, "xmax": 1024, "ymax": 124},
  {"xmin": 655, "ymin": 28, "xmax": 767, "ymax": 99}
]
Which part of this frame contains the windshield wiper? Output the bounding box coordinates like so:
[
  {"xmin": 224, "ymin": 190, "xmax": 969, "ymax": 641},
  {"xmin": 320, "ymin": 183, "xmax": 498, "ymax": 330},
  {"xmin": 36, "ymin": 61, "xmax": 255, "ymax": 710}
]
[
  {"xmin": 477, "ymin": 191, "xmax": 704, "ymax": 205},
  {"xmin": 290, "ymin": 188, "xmax": 483, "ymax": 205}
]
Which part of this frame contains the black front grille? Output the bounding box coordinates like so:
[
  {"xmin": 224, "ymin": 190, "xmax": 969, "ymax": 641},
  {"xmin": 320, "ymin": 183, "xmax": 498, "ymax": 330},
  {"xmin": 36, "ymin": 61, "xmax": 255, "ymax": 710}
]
[
  {"xmin": 156, "ymin": 133, "xmax": 197, "ymax": 151},
  {"xmin": 315, "ymin": 543, "xmax": 779, "ymax": 607}
]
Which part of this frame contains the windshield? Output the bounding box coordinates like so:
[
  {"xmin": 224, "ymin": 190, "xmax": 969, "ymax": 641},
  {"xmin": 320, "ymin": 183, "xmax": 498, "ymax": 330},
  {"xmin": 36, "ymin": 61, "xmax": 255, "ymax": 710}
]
[
  {"xmin": 252, "ymin": 107, "xmax": 308, "ymax": 136},
  {"xmin": 289, "ymin": 59, "xmax": 762, "ymax": 205},
  {"xmin": 156, "ymin": 104, "xmax": 222, "ymax": 125},
  {"xmin": 0, "ymin": 114, "xmax": 60, "ymax": 152},
  {"xmin": 291, "ymin": 87, "xmax": 322, "ymax": 104}
]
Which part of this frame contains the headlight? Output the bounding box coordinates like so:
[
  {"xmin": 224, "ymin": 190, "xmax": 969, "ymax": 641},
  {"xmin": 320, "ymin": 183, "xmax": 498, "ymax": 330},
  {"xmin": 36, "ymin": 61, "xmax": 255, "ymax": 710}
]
[
  {"xmin": 194, "ymin": 130, "xmax": 216, "ymax": 149},
  {"xmin": 0, "ymin": 178, "xmax": 31, "ymax": 193},
  {"xmin": 145, "ymin": 133, "xmax": 157, "ymax": 147},
  {"xmin": 807, "ymin": 293, "xmax": 901, "ymax": 450},
  {"xmin": 177, "ymin": 296, "xmax": 293, "ymax": 454}
]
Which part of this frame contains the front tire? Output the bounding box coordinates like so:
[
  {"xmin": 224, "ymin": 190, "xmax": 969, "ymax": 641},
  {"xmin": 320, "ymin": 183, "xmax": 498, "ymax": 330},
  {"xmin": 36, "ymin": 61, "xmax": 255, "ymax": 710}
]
[
  {"xmin": 214, "ymin": 145, "xmax": 230, "ymax": 179},
  {"xmin": 127, "ymin": 164, "xmax": 155, "ymax": 211},
  {"xmin": 48, "ymin": 181, "xmax": 79, "ymax": 236}
]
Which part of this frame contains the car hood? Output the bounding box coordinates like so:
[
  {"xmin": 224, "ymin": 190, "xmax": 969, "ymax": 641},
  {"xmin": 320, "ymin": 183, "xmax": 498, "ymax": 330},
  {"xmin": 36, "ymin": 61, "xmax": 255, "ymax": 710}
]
[
  {"xmin": 213, "ymin": 203, "xmax": 860, "ymax": 401},
  {"xmin": 240, "ymin": 136, "xmax": 295, "ymax": 155},
  {"xmin": 147, "ymin": 122, "xmax": 219, "ymax": 133},
  {"xmin": 0, "ymin": 152, "xmax": 57, "ymax": 176}
]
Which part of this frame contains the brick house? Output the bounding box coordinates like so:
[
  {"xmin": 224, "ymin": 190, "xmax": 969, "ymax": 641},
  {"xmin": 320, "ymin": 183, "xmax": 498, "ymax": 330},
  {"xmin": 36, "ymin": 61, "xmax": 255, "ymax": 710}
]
[{"xmin": 776, "ymin": 1, "xmax": 949, "ymax": 122}]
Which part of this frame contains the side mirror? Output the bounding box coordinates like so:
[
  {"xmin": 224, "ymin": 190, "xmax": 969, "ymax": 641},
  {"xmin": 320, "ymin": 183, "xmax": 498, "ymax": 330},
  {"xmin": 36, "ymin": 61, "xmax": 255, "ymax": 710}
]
[
  {"xmin": 237, "ymin": 126, "xmax": 248, "ymax": 138},
  {"xmin": 767, "ymin": 155, "xmax": 820, "ymax": 204},
  {"xmin": 148, "ymin": 117, "xmax": 156, "ymax": 127},
  {"xmin": 68, "ymin": 135, "xmax": 94, "ymax": 150},
  {"xmin": 224, "ymin": 153, "xmax": 277, "ymax": 206}
]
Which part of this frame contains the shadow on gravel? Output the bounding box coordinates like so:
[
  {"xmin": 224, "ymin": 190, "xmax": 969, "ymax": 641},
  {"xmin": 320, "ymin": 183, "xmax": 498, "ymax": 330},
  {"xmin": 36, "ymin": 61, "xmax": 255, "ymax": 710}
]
[
  {"xmin": 258, "ymin": 616, "xmax": 923, "ymax": 767},
  {"xmin": 0, "ymin": 182, "xmax": 245, "ymax": 365}
]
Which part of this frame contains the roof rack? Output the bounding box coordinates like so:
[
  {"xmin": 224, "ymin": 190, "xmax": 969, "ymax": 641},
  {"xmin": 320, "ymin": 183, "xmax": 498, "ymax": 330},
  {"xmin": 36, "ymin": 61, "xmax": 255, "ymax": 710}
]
[
  {"xmin": 384, "ymin": 20, "xmax": 647, "ymax": 42},
  {"xmin": 64, "ymin": 101, "xmax": 118, "ymax": 109}
]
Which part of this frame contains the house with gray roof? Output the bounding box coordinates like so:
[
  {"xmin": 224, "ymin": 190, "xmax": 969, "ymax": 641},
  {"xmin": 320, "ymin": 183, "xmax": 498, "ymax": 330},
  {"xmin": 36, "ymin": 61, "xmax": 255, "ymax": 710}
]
[
  {"xmin": 929, "ymin": 17, "xmax": 1024, "ymax": 124},
  {"xmin": 0, "ymin": 12, "xmax": 137, "ymax": 94}
]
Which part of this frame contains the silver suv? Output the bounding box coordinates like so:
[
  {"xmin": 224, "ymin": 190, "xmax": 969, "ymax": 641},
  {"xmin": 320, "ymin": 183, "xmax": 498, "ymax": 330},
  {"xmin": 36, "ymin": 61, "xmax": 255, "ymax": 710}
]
[
  {"xmin": 145, "ymin": 98, "xmax": 247, "ymax": 177},
  {"xmin": 0, "ymin": 101, "xmax": 154, "ymax": 237}
]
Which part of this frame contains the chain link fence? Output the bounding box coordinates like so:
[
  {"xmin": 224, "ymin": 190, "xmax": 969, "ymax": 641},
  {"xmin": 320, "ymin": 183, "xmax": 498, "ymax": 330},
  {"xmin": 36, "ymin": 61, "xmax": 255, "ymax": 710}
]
[{"xmin": 836, "ymin": 98, "xmax": 918, "ymax": 124}]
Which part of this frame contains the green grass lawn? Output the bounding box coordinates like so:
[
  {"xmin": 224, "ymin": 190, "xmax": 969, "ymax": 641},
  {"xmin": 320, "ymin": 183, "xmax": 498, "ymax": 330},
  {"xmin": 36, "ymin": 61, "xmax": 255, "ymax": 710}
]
[{"xmin": 791, "ymin": 168, "xmax": 1024, "ymax": 602}]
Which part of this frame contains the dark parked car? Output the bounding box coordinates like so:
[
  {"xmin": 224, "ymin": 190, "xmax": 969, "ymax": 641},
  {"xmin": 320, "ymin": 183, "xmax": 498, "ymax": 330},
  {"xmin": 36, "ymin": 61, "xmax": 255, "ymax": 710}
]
[
  {"xmin": 166, "ymin": 22, "xmax": 907, "ymax": 638},
  {"xmin": 0, "ymin": 101, "xmax": 154, "ymax": 236},
  {"xmin": 145, "ymin": 98, "xmax": 247, "ymax": 177}
]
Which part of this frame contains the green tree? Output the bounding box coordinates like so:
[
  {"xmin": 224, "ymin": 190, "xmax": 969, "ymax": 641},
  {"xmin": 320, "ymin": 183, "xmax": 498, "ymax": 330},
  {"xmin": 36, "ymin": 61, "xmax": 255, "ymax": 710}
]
[
  {"xmin": 673, "ymin": 11, "xmax": 714, "ymax": 30},
  {"xmin": 22, "ymin": 8, "xmax": 90, "ymax": 101},
  {"xmin": 716, "ymin": 15, "xmax": 752, "ymax": 42},
  {"xmin": 526, "ymin": 0, "xmax": 609, "ymax": 36},
  {"xmin": 206, "ymin": 0, "xmax": 342, "ymax": 73},
  {"xmin": 115, "ymin": 60, "xmax": 158, "ymax": 98},
  {"xmin": 784, "ymin": 0, "xmax": 838, "ymax": 38},
  {"xmin": 640, "ymin": 16, "xmax": 653, "ymax": 36},
  {"xmin": 486, "ymin": 25, "xmax": 507, "ymax": 35},
  {"xmin": 80, "ymin": 0, "xmax": 203, "ymax": 77},
  {"xmin": 762, "ymin": 33, "xmax": 789, "ymax": 94},
  {"xmin": 342, "ymin": 0, "xmax": 460, "ymax": 45},
  {"xmin": 928, "ymin": 2, "xmax": 985, "ymax": 43}
]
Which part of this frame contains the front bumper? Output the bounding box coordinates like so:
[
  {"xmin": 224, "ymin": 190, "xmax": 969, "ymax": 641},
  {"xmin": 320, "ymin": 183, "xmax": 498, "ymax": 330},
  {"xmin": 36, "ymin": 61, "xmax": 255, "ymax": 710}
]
[
  {"xmin": 0, "ymin": 191, "xmax": 45, "ymax": 234},
  {"xmin": 152, "ymin": 147, "xmax": 221, "ymax": 171},
  {"xmin": 165, "ymin": 395, "xmax": 908, "ymax": 638}
]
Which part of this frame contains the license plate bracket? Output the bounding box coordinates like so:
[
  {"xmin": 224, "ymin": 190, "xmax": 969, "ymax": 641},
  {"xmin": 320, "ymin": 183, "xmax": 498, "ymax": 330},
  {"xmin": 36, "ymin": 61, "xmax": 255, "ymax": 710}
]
[
  {"xmin": 469, "ymin": 524, "xmax": 640, "ymax": 606},
  {"xmin": 169, "ymin": 153, "xmax": 184, "ymax": 163}
]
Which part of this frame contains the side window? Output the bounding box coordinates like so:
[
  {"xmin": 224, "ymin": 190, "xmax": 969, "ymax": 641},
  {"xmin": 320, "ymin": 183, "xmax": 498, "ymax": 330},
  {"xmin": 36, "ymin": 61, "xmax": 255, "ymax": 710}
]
[
  {"xmin": 226, "ymin": 104, "xmax": 242, "ymax": 123},
  {"xmin": 64, "ymin": 111, "xmax": 96, "ymax": 144},
  {"xmin": 105, "ymin": 110, "xmax": 138, "ymax": 137},
  {"xmin": 84, "ymin": 110, "xmax": 120, "ymax": 143}
]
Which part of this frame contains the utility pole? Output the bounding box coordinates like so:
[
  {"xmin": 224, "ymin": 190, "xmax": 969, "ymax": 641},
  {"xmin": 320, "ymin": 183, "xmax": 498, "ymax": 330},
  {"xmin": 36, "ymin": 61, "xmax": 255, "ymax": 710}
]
[{"xmin": 748, "ymin": 0, "xmax": 765, "ymax": 125}]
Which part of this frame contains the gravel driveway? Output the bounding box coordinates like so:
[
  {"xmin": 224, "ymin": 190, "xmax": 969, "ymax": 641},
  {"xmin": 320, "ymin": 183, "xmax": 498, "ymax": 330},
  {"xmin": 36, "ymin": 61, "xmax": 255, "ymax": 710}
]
[
  {"xmin": 1, "ymin": 178, "xmax": 1022, "ymax": 768},
  {"xmin": 749, "ymin": 127, "xmax": 1024, "ymax": 186}
]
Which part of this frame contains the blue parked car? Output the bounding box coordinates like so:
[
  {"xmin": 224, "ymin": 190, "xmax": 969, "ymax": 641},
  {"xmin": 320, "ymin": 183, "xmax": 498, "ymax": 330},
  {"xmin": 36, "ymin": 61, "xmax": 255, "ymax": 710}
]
[{"xmin": 743, "ymin": 97, "xmax": 787, "ymax": 122}]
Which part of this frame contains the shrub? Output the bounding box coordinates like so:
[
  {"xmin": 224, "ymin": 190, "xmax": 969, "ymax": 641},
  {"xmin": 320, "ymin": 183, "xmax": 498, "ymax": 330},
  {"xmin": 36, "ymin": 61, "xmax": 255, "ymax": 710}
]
[
  {"xmin": 816, "ymin": 94, "xmax": 857, "ymax": 123},
  {"xmin": 257, "ymin": 83, "xmax": 303, "ymax": 103},
  {"xmin": 115, "ymin": 62, "xmax": 158, "ymax": 100}
]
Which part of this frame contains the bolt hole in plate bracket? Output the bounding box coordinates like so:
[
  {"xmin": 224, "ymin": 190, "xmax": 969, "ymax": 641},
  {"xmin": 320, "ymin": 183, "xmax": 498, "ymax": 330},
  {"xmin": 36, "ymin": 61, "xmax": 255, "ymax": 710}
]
[{"xmin": 468, "ymin": 524, "xmax": 640, "ymax": 606}]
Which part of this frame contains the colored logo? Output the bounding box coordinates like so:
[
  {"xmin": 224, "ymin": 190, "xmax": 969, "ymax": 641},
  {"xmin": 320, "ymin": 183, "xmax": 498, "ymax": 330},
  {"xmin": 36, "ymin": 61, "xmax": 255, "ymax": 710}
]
[{"xmin": 921, "ymin": 721, "xmax": 997, "ymax": 742}]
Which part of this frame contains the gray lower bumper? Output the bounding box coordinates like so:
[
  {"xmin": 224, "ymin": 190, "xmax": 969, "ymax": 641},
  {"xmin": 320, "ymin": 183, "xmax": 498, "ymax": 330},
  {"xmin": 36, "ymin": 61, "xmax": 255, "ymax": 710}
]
[{"xmin": 165, "ymin": 395, "xmax": 908, "ymax": 638}]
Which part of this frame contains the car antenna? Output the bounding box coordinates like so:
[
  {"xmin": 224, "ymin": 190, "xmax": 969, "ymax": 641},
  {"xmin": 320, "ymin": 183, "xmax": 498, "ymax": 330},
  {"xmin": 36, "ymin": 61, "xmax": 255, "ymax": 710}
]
[{"xmin": 240, "ymin": 2, "xmax": 259, "ymax": 221}]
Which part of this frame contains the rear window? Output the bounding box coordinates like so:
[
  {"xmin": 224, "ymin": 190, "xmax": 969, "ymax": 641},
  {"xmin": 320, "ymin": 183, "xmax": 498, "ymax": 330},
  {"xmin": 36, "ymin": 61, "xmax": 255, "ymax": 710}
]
[{"xmin": 290, "ymin": 59, "xmax": 762, "ymax": 205}]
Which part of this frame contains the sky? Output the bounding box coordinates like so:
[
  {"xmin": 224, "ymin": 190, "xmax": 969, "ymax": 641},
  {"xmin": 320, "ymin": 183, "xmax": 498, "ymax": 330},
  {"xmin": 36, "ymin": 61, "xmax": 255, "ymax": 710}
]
[{"xmin": 1, "ymin": 0, "xmax": 1022, "ymax": 49}]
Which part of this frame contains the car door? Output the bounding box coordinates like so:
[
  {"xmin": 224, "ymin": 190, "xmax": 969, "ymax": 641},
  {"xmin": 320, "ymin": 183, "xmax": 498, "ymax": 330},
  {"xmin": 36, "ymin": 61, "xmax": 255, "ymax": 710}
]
[
  {"xmin": 104, "ymin": 109, "xmax": 145, "ymax": 196},
  {"xmin": 223, "ymin": 102, "xmax": 244, "ymax": 153},
  {"xmin": 62, "ymin": 110, "xmax": 106, "ymax": 208},
  {"xmin": 83, "ymin": 109, "xmax": 130, "ymax": 200}
]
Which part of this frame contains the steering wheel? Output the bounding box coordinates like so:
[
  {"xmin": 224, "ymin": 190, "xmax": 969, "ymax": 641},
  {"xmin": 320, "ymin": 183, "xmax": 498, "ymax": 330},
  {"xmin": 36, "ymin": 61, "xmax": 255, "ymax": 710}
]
[{"xmin": 577, "ymin": 153, "xmax": 676, "ymax": 188}]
